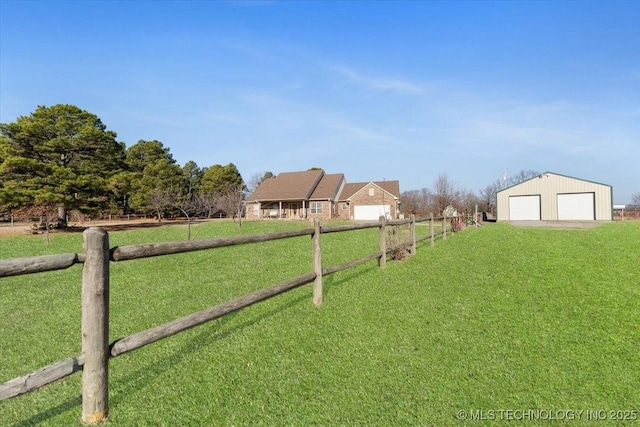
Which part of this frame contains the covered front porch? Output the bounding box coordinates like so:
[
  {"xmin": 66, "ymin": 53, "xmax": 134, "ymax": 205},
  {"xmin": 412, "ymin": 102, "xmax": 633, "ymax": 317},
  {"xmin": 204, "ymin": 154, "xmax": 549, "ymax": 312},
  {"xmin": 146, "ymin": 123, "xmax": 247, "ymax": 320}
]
[{"xmin": 257, "ymin": 201, "xmax": 308, "ymax": 219}]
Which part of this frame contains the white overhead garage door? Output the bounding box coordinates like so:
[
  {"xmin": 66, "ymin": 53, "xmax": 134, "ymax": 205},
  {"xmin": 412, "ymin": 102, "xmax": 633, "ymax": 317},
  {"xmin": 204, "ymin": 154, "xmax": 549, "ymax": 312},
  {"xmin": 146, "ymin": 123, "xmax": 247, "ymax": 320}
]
[
  {"xmin": 557, "ymin": 193, "xmax": 595, "ymax": 220},
  {"xmin": 354, "ymin": 205, "xmax": 390, "ymax": 221},
  {"xmin": 509, "ymin": 195, "xmax": 540, "ymax": 220}
]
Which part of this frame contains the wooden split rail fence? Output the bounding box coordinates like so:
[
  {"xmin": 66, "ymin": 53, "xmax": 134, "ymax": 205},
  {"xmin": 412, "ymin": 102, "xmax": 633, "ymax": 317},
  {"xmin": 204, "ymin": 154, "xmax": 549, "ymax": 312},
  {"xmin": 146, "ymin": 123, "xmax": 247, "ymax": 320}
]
[{"xmin": 0, "ymin": 214, "xmax": 457, "ymax": 423}]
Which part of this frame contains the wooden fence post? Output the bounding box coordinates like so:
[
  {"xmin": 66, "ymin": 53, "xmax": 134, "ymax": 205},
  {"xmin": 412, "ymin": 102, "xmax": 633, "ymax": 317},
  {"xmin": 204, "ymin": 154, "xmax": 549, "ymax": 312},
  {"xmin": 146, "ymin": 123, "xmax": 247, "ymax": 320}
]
[
  {"xmin": 379, "ymin": 216, "xmax": 387, "ymax": 268},
  {"xmin": 430, "ymin": 213, "xmax": 435, "ymax": 247},
  {"xmin": 81, "ymin": 227, "xmax": 110, "ymax": 424},
  {"xmin": 410, "ymin": 214, "xmax": 416, "ymax": 255},
  {"xmin": 312, "ymin": 219, "xmax": 323, "ymax": 306},
  {"xmin": 442, "ymin": 214, "xmax": 447, "ymax": 241}
]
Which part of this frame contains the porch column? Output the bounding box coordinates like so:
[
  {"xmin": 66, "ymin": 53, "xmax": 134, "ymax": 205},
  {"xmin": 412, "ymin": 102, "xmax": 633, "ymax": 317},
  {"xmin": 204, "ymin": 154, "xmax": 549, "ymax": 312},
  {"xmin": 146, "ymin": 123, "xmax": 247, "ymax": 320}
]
[
  {"xmin": 302, "ymin": 200, "xmax": 306, "ymax": 218},
  {"xmin": 279, "ymin": 201, "xmax": 282, "ymax": 218}
]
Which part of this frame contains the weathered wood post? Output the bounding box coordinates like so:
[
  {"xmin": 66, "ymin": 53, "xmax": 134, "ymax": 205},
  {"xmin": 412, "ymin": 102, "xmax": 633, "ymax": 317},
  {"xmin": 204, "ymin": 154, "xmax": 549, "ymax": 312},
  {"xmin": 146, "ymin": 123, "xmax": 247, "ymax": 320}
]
[
  {"xmin": 81, "ymin": 227, "xmax": 110, "ymax": 424},
  {"xmin": 312, "ymin": 219, "xmax": 323, "ymax": 306},
  {"xmin": 442, "ymin": 214, "xmax": 447, "ymax": 241},
  {"xmin": 409, "ymin": 214, "xmax": 416, "ymax": 255},
  {"xmin": 475, "ymin": 204, "xmax": 479, "ymax": 228},
  {"xmin": 379, "ymin": 216, "xmax": 387, "ymax": 268},
  {"xmin": 430, "ymin": 213, "xmax": 435, "ymax": 247}
]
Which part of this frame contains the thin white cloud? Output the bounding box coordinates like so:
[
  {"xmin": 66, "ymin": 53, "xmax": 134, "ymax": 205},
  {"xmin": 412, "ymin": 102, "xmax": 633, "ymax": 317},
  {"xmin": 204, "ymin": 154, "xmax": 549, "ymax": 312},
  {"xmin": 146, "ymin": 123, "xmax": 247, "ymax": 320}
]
[
  {"xmin": 224, "ymin": 89, "xmax": 396, "ymax": 173},
  {"xmin": 414, "ymin": 92, "xmax": 607, "ymax": 155},
  {"xmin": 324, "ymin": 63, "xmax": 426, "ymax": 95}
]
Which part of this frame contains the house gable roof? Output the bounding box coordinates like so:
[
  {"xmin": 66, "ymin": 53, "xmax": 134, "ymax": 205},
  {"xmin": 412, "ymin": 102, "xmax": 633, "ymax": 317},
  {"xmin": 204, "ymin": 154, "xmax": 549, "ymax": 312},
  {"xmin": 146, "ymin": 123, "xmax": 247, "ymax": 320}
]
[
  {"xmin": 248, "ymin": 170, "xmax": 324, "ymax": 201},
  {"xmin": 309, "ymin": 173, "xmax": 345, "ymax": 200},
  {"xmin": 339, "ymin": 180, "xmax": 400, "ymax": 201}
]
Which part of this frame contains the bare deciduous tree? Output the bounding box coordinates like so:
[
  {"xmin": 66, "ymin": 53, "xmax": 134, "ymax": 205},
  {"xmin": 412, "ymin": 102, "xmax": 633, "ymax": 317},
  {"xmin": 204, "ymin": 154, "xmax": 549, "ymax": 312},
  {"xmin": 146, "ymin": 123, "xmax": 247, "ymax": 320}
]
[
  {"xmin": 148, "ymin": 188, "xmax": 169, "ymax": 222},
  {"xmin": 197, "ymin": 191, "xmax": 219, "ymax": 219},
  {"xmin": 433, "ymin": 172, "xmax": 460, "ymax": 215},
  {"xmin": 38, "ymin": 205, "xmax": 58, "ymax": 245},
  {"xmin": 458, "ymin": 189, "xmax": 481, "ymax": 215},
  {"xmin": 162, "ymin": 187, "xmax": 203, "ymax": 240},
  {"xmin": 509, "ymin": 169, "xmax": 540, "ymax": 187},
  {"xmin": 479, "ymin": 179, "xmax": 503, "ymax": 214},
  {"xmin": 146, "ymin": 186, "xmax": 206, "ymax": 240},
  {"xmin": 400, "ymin": 188, "xmax": 432, "ymax": 215},
  {"xmin": 216, "ymin": 184, "xmax": 245, "ymax": 230}
]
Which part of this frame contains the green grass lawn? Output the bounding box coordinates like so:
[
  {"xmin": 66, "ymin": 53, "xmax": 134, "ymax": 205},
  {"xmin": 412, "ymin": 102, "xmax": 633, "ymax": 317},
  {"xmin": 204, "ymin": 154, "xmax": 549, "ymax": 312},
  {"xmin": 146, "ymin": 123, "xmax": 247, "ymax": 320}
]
[{"xmin": 1, "ymin": 220, "xmax": 639, "ymax": 426}]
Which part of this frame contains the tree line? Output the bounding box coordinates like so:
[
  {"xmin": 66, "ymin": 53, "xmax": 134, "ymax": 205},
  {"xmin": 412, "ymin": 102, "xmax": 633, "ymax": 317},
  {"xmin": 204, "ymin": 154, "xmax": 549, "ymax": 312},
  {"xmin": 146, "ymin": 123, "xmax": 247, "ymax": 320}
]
[
  {"xmin": 400, "ymin": 170, "xmax": 542, "ymax": 219},
  {"xmin": 7, "ymin": 104, "xmax": 619, "ymax": 229},
  {"xmin": 0, "ymin": 104, "xmax": 263, "ymax": 231}
]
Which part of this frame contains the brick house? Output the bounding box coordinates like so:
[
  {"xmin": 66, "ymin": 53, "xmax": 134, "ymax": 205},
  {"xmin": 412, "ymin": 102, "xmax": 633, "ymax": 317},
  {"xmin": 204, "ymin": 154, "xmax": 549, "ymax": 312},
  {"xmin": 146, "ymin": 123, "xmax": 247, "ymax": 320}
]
[
  {"xmin": 245, "ymin": 170, "xmax": 400, "ymax": 221},
  {"xmin": 336, "ymin": 181, "xmax": 401, "ymax": 221}
]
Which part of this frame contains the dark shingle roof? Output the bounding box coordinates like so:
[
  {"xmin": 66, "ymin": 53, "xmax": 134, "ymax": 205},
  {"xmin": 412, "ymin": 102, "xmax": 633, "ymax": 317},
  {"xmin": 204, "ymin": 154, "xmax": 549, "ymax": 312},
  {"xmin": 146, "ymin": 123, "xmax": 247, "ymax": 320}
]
[
  {"xmin": 248, "ymin": 171, "xmax": 400, "ymax": 204},
  {"xmin": 310, "ymin": 174, "xmax": 344, "ymax": 200},
  {"xmin": 248, "ymin": 170, "xmax": 324, "ymax": 201}
]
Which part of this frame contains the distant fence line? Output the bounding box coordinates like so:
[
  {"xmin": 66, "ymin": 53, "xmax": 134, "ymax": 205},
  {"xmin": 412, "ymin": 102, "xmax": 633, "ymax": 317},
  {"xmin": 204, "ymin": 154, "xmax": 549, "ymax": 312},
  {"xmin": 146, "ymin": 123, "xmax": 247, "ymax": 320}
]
[
  {"xmin": 0, "ymin": 214, "xmax": 462, "ymax": 424},
  {"xmin": 0, "ymin": 213, "xmax": 151, "ymax": 225},
  {"xmin": 0, "ymin": 212, "xmax": 235, "ymax": 226},
  {"xmin": 613, "ymin": 208, "xmax": 640, "ymax": 221}
]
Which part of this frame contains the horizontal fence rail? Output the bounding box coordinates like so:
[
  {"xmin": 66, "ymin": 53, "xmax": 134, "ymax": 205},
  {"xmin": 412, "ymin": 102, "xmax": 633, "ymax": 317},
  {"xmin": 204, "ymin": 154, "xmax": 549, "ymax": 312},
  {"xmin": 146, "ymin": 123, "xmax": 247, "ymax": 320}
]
[
  {"xmin": 0, "ymin": 357, "xmax": 85, "ymax": 401},
  {"xmin": 320, "ymin": 221, "xmax": 381, "ymax": 234},
  {"xmin": 1, "ymin": 214, "xmax": 460, "ymax": 423},
  {"xmin": 0, "ymin": 253, "xmax": 84, "ymax": 278},
  {"xmin": 323, "ymin": 252, "xmax": 382, "ymax": 276},
  {"xmin": 111, "ymin": 227, "xmax": 315, "ymax": 261},
  {"xmin": 110, "ymin": 271, "xmax": 318, "ymax": 357}
]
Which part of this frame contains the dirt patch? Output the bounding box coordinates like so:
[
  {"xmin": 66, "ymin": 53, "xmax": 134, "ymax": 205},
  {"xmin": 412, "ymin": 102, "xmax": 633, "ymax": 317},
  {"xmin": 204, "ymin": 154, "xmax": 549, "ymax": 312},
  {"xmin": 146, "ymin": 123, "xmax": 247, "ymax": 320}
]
[
  {"xmin": 508, "ymin": 221, "xmax": 607, "ymax": 229},
  {"xmin": 0, "ymin": 224, "xmax": 32, "ymax": 237},
  {"xmin": 0, "ymin": 219, "xmax": 196, "ymax": 237}
]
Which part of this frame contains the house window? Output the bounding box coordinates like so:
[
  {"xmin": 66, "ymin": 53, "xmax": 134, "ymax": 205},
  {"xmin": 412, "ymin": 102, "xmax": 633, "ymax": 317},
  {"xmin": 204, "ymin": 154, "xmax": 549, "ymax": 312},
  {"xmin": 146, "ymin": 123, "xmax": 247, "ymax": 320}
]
[
  {"xmin": 342, "ymin": 202, "xmax": 348, "ymax": 210},
  {"xmin": 310, "ymin": 202, "xmax": 323, "ymax": 214},
  {"xmin": 368, "ymin": 187, "xmax": 374, "ymax": 196}
]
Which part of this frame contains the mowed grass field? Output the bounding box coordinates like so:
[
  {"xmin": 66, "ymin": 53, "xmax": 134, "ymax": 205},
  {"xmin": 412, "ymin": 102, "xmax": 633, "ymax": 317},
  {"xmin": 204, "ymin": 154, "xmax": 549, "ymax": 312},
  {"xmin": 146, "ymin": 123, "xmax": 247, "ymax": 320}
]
[{"xmin": 0, "ymin": 220, "xmax": 638, "ymax": 426}]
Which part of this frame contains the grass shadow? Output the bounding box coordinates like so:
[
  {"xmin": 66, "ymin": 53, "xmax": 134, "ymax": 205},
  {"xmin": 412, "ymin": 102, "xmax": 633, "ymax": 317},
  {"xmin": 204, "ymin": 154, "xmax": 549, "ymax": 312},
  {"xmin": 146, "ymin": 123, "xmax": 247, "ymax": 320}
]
[
  {"xmin": 11, "ymin": 394, "xmax": 81, "ymax": 427},
  {"xmin": 9, "ymin": 284, "xmax": 310, "ymax": 425},
  {"xmin": 322, "ymin": 264, "xmax": 378, "ymax": 298},
  {"xmin": 108, "ymin": 288, "xmax": 310, "ymax": 406}
]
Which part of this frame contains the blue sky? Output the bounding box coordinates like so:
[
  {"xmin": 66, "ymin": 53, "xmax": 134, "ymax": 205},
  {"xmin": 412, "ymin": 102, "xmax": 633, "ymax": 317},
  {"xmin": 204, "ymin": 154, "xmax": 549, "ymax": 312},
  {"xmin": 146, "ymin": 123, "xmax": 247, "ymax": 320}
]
[{"xmin": 1, "ymin": 1, "xmax": 639, "ymax": 203}]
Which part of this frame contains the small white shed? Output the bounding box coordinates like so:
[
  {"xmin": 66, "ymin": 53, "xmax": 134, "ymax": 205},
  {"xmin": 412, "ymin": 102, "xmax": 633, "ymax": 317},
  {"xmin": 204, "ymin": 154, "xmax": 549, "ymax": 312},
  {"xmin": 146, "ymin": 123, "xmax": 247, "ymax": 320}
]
[{"xmin": 497, "ymin": 172, "xmax": 612, "ymax": 221}]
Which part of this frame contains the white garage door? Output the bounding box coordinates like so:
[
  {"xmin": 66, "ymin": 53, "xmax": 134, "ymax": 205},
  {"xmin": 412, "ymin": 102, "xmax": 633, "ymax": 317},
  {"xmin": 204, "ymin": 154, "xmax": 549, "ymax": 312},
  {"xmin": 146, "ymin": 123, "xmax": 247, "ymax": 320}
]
[
  {"xmin": 354, "ymin": 205, "xmax": 390, "ymax": 220},
  {"xmin": 557, "ymin": 193, "xmax": 594, "ymax": 220},
  {"xmin": 509, "ymin": 195, "xmax": 540, "ymax": 220}
]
